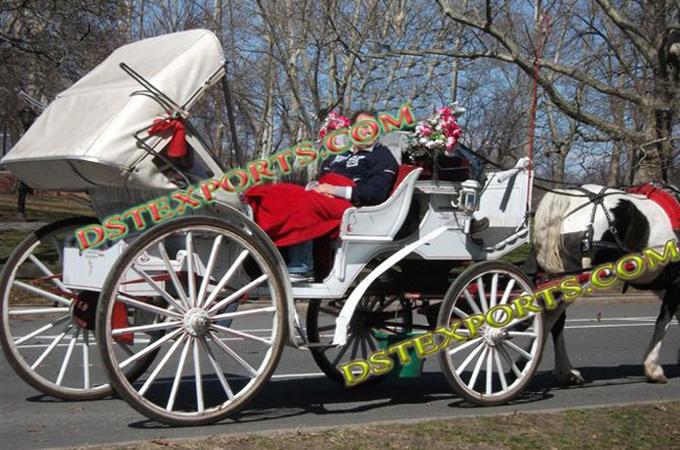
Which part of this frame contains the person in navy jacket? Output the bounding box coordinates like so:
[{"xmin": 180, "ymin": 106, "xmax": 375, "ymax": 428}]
[
  {"xmin": 312, "ymin": 113, "xmax": 398, "ymax": 206},
  {"xmin": 285, "ymin": 110, "xmax": 398, "ymax": 281}
]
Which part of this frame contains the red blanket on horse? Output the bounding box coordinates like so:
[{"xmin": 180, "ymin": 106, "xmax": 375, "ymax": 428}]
[
  {"xmin": 244, "ymin": 172, "xmax": 356, "ymax": 247},
  {"xmin": 628, "ymin": 183, "xmax": 680, "ymax": 230}
]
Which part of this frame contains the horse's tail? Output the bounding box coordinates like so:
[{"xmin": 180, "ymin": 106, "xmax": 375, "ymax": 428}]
[{"xmin": 534, "ymin": 191, "xmax": 572, "ymax": 273}]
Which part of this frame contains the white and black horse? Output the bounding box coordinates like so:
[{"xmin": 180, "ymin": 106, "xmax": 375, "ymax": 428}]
[{"xmin": 529, "ymin": 184, "xmax": 680, "ymax": 385}]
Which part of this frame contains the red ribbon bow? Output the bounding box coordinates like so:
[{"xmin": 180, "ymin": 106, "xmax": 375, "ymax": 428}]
[{"xmin": 148, "ymin": 117, "xmax": 187, "ymax": 158}]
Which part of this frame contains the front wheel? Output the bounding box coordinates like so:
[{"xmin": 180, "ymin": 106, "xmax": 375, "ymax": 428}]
[
  {"xmin": 96, "ymin": 216, "xmax": 288, "ymax": 426},
  {"xmin": 437, "ymin": 261, "xmax": 544, "ymax": 406}
]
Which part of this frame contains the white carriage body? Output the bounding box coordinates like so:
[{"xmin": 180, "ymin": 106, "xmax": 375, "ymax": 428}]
[{"xmin": 1, "ymin": 28, "xmax": 533, "ymax": 350}]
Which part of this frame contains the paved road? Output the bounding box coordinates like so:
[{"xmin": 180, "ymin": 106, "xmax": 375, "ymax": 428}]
[{"xmin": 3, "ymin": 297, "xmax": 680, "ymax": 449}]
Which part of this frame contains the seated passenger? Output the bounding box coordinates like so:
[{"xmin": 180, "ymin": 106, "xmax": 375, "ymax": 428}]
[{"xmin": 244, "ymin": 110, "xmax": 398, "ymax": 282}]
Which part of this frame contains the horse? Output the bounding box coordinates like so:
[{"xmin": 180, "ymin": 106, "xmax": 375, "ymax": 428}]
[{"xmin": 529, "ymin": 183, "xmax": 680, "ymax": 385}]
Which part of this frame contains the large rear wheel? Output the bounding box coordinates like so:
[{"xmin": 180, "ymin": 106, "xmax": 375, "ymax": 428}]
[
  {"xmin": 96, "ymin": 216, "xmax": 288, "ymax": 425},
  {"xmin": 0, "ymin": 217, "xmax": 112, "ymax": 400}
]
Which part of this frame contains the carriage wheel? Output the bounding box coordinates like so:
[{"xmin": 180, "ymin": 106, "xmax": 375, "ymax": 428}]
[
  {"xmin": 0, "ymin": 217, "xmax": 115, "ymax": 400},
  {"xmin": 306, "ymin": 294, "xmax": 413, "ymax": 386},
  {"xmin": 96, "ymin": 216, "xmax": 288, "ymax": 426},
  {"xmin": 437, "ymin": 261, "xmax": 544, "ymax": 406}
]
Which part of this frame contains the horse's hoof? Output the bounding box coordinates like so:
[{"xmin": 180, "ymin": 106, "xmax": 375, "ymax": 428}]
[
  {"xmin": 568, "ymin": 369, "xmax": 585, "ymax": 386},
  {"xmin": 556, "ymin": 369, "xmax": 584, "ymax": 386},
  {"xmin": 645, "ymin": 366, "xmax": 668, "ymax": 383},
  {"xmin": 646, "ymin": 373, "xmax": 668, "ymax": 384}
]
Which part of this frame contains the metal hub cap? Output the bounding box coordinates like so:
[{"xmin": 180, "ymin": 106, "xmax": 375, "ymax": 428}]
[
  {"xmin": 483, "ymin": 327, "xmax": 507, "ymax": 347},
  {"xmin": 183, "ymin": 308, "xmax": 211, "ymax": 336}
]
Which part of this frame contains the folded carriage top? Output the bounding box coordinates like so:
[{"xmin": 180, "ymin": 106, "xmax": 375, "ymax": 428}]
[{"xmin": 1, "ymin": 29, "xmax": 225, "ymax": 191}]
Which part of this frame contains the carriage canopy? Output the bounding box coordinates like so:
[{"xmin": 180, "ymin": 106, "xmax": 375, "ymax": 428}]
[{"xmin": 1, "ymin": 29, "xmax": 225, "ymax": 191}]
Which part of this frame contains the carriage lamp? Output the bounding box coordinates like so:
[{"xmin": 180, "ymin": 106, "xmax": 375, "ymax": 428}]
[{"xmin": 459, "ymin": 179, "xmax": 481, "ymax": 213}]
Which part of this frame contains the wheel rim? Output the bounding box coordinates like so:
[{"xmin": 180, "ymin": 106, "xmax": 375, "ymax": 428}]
[
  {"xmin": 308, "ymin": 294, "xmax": 413, "ymax": 383},
  {"xmin": 440, "ymin": 268, "xmax": 543, "ymax": 402},
  {"xmin": 0, "ymin": 218, "xmax": 113, "ymax": 398},
  {"xmin": 98, "ymin": 223, "xmax": 285, "ymax": 422}
]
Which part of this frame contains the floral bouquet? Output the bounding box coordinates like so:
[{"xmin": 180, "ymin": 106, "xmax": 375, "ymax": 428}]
[
  {"xmin": 406, "ymin": 105, "xmax": 463, "ymax": 160},
  {"xmin": 318, "ymin": 110, "xmax": 351, "ymax": 139}
]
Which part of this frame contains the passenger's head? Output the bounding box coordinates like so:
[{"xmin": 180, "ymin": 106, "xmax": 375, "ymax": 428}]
[
  {"xmin": 350, "ymin": 108, "xmax": 376, "ymax": 124},
  {"xmin": 350, "ymin": 108, "xmax": 378, "ymax": 150}
]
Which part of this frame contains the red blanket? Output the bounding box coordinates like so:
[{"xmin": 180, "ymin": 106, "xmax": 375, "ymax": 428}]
[
  {"xmin": 628, "ymin": 183, "xmax": 680, "ymax": 230},
  {"xmin": 244, "ymin": 173, "xmax": 356, "ymax": 247}
]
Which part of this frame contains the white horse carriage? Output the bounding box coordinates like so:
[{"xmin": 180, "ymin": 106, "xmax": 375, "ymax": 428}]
[{"xmin": 0, "ymin": 30, "xmax": 543, "ymax": 425}]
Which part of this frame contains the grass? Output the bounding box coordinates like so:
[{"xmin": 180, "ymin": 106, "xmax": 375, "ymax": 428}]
[
  {"xmin": 0, "ymin": 192, "xmax": 93, "ymax": 222},
  {"xmin": 499, "ymin": 243, "xmax": 531, "ymax": 265},
  {"xmin": 78, "ymin": 401, "xmax": 680, "ymax": 450}
]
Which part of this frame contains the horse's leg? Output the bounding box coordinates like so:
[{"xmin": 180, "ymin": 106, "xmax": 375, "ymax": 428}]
[
  {"xmin": 545, "ymin": 302, "xmax": 585, "ymax": 385},
  {"xmin": 644, "ymin": 289, "xmax": 675, "ymax": 383}
]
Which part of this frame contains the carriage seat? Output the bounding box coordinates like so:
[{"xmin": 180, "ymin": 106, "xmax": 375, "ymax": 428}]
[{"xmin": 339, "ymin": 165, "xmax": 422, "ymax": 241}]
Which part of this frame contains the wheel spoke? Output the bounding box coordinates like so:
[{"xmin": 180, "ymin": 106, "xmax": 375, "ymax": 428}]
[
  {"xmin": 82, "ymin": 330, "xmax": 91, "ymax": 390},
  {"xmin": 462, "ymin": 288, "xmax": 482, "ymax": 315},
  {"xmin": 139, "ymin": 335, "xmax": 187, "ymax": 396},
  {"xmin": 506, "ymin": 313, "xmax": 537, "ymax": 329},
  {"xmin": 208, "ymin": 331, "xmax": 258, "ymax": 377},
  {"xmin": 197, "ymin": 235, "xmax": 223, "ymax": 308},
  {"xmin": 131, "ymin": 266, "xmax": 187, "ymax": 314},
  {"xmin": 56, "ymin": 328, "xmax": 79, "ymax": 386},
  {"xmin": 507, "ymin": 331, "xmax": 537, "ymax": 338},
  {"xmin": 448, "ymin": 336, "xmax": 482, "ymax": 355},
  {"xmin": 367, "ymin": 335, "xmax": 378, "ymax": 352},
  {"xmin": 331, "ymin": 334, "xmax": 355, "ymax": 367},
  {"xmin": 467, "ymin": 346, "xmax": 488, "ymax": 389},
  {"xmin": 360, "ymin": 335, "xmax": 368, "ymax": 360},
  {"xmin": 455, "ymin": 339, "xmax": 485, "ymax": 375},
  {"xmin": 477, "ymin": 276, "xmax": 488, "ymax": 312},
  {"xmin": 166, "ymin": 338, "xmax": 191, "ymax": 411},
  {"xmin": 157, "ymin": 242, "xmax": 190, "ymax": 309},
  {"xmin": 504, "ymin": 339, "xmax": 533, "ymax": 360},
  {"xmin": 451, "ymin": 306, "xmax": 469, "ymax": 319},
  {"xmin": 498, "ymin": 343, "xmax": 522, "ymax": 377},
  {"xmin": 115, "ymin": 294, "xmax": 182, "ymax": 319},
  {"xmin": 211, "ymin": 323, "xmax": 271, "ymax": 346},
  {"xmin": 28, "ymin": 254, "xmax": 72, "ymax": 293},
  {"xmin": 30, "ymin": 324, "xmax": 70, "ymax": 370},
  {"xmin": 186, "ymin": 232, "xmax": 197, "ymax": 308},
  {"xmin": 493, "ymin": 348, "xmax": 508, "ymax": 390},
  {"xmin": 203, "ymin": 249, "xmax": 249, "ymax": 310},
  {"xmin": 111, "ymin": 320, "xmax": 182, "ymax": 336},
  {"xmin": 485, "ymin": 346, "xmax": 493, "ymax": 395},
  {"xmin": 15, "ymin": 315, "xmax": 69, "ymax": 346},
  {"xmin": 9, "ymin": 307, "xmax": 69, "ymax": 316},
  {"xmin": 211, "ymin": 306, "xmax": 275, "ymax": 321},
  {"xmin": 13, "ymin": 281, "xmax": 71, "ymax": 307},
  {"xmin": 489, "ymin": 273, "xmax": 499, "ymax": 309},
  {"xmin": 208, "ymin": 274, "xmax": 268, "ymax": 315},
  {"xmin": 192, "ymin": 338, "xmax": 204, "ymax": 413},
  {"xmin": 118, "ymin": 328, "xmax": 182, "ymax": 369},
  {"xmin": 499, "ymin": 279, "xmax": 516, "ymax": 305},
  {"xmin": 200, "ymin": 337, "xmax": 234, "ymax": 399},
  {"xmin": 350, "ymin": 332, "xmax": 360, "ymax": 360}
]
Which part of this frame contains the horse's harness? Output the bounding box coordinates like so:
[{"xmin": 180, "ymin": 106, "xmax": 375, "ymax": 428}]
[{"xmin": 571, "ymin": 186, "xmax": 632, "ymax": 254}]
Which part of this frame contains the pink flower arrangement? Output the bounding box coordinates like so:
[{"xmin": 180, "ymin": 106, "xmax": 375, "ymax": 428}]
[
  {"xmin": 409, "ymin": 105, "xmax": 463, "ymax": 156},
  {"xmin": 318, "ymin": 110, "xmax": 351, "ymax": 139}
]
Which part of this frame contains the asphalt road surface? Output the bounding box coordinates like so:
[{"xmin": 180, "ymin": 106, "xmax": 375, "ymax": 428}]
[{"xmin": 3, "ymin": 296, "xmax": 680, "ymax": 449}]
